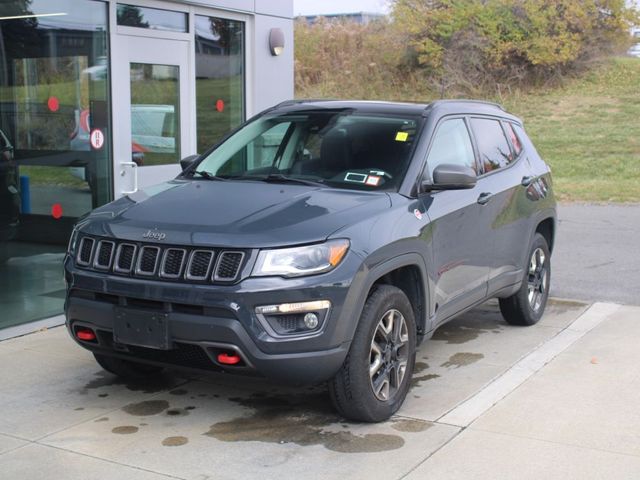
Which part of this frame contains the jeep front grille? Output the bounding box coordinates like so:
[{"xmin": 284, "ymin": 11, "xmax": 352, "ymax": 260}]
[
  {"xmin": 160, "ymin": 248, "xmax": 186, "ymax": 278},
  {"xmin": 75, "ymin": 236, "xmax": 245, "ymax": 284},
  {"xmin": 214, "ymin": 251, "xmax": 245, "ymax": 281},
  {"xmin": 94, "ymin": 241, "xmax": 115, "ymax": 270},
  {"xmin": 77, "ymin": 237, "xmax": 95, "ymax": 266},
  {"xmin": 186, "ymin": 250, "xmax": 214, "ymax": 280},
  {"xmin": 114, "ymin": 244, "xmax": 136, "ymax": 273},
  {"xmin": 136, "ymin": 246, "xmax": 160, "ymax": 276}
]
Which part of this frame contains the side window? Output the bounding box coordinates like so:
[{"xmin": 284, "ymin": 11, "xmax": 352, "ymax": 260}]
[
  {"xmin": 504, "ymin": 122, "xmax": 522, "ymax": 156},
  {"xmin": 470, "ymin": 118, "xmax": 513, "ymax": 172},
  {"xmin": 426, "ymin": 118, "xmax": 476, "ymax": 177}
]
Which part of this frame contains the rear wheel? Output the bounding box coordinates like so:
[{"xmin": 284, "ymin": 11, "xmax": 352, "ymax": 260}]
[
  {"xmin": 499, "ymin": 233, "xmax": 551, "ymax": 326},
  {"xmin": 329, "ymin": 285, "xmax": 416, "ymax": 422},
  {"xmin": 93, "ymin": 353, "xmax": 164, "ymax": 379}
]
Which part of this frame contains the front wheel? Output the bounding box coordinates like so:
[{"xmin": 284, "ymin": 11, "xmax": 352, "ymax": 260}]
[
  {"xmin": 329, "ymin": 285, "xmax": 416, "ymax": 422},
  {"xmin": 499, "ymin": 233, "xmax": 551, "ymax": 326}
]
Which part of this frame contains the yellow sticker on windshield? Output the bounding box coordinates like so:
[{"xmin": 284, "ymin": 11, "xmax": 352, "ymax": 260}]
[{"xmin": 395, "ymin": 131, "xmax": 409, "ymax": 142}]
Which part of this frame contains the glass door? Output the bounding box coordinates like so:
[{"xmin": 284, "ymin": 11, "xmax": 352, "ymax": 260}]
[{"xmin": 112, "ymin": 34, "xmax": 191, "ymax": 196}]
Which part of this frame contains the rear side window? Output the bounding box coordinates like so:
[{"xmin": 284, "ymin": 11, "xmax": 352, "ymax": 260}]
[
  {"xmin": 426, "ymin": 118, "xmax": 476, "ymax": 177},
  {"xmin": 470, "ymin": 118, "xmax": 513, "ymax": 172},
  {"xmin": 504, "ymin": 122, "xmax": 522, "ymax": 156}
]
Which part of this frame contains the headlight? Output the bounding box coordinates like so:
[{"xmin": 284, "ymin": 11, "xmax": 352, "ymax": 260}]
[{"xmin": 252, "ymin": 239, "xmax": 349, "ymax": 277}]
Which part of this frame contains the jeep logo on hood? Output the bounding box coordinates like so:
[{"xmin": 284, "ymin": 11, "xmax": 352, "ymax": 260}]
[{"xmin": 142, "ymin": 230, "xmax": 166, "ymax": 241}]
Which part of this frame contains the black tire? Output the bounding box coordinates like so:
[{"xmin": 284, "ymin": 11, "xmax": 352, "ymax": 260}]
[
  {"xmin": 93, "ymin": 353, "xmax": 164, "ymax": 379},
  {"xmin": 329, "ymin": 285, "xmax": 417, "ymax": 422},
  {"xmin": 499, "ymin": 233, "xmax": 551, "ymax": 326}
]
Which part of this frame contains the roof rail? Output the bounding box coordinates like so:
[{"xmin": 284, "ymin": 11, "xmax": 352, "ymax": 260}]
[
  {"xmin": 425, "ymin": 99, "xmax": 506, "ymax": 112},
  {"xmin": 274, "ymin": 99, "xmax": 335, "ymax": 108}
]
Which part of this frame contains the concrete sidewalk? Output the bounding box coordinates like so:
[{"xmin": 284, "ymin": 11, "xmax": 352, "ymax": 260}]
[{"xmin": 0, "ymin": 300, "xmax": 638, "ymax": 479}]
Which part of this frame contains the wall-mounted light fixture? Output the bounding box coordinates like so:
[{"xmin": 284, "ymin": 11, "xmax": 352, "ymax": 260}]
[{"xmin": 269, "ymin": 28, "xmax": 285, "ymax": 56}]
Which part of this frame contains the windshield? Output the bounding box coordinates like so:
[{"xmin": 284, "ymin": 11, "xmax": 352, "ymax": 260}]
[{"xmin": 194, "ymin": 109, "xmax": 422, "ymax": 191}]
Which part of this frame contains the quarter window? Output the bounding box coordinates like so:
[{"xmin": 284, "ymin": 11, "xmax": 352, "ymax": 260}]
[
  {"xmin": 504, "ymin": 122, "xmax": 522, "ymax": 156},
  {"xmin": 470, "ymin": 118, "xmax": 513, "ymax": 172},
  {"xmin": 426, "ymin": 119, "xmax": 476, "ymax": 177}
]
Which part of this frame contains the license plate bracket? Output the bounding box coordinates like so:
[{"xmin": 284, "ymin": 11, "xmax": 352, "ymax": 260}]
[{"xmin": 113, "ymin": 307, "xmax": 170, "ymax": 350}]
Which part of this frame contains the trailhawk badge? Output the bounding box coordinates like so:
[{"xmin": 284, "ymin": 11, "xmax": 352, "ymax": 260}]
[{"xmin": 142, "ymin": 230, "xmax": 167, "ymax": 241}]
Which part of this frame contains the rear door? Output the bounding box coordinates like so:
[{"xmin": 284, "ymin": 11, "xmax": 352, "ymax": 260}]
[
  {"xmin": 421, "ymin": 117, "xmax": 491, "ymax": 322},
  {"xmin": 468, "ymin": 117, "xmax": 535, "ymax": 294}
]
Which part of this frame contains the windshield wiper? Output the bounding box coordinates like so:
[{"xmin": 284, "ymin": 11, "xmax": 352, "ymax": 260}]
[
  {"xmin": 191, "ymin": 170, "xmax": 226, "ymax": 181},
  {"xmin": 262, "ymin": 174, "xmax": 325, "ymax": 187}
]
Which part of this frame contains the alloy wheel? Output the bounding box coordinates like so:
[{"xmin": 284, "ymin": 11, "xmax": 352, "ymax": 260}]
[
  {"xmin": 527, "ymin": 247, "xmax": 548, "ymax": 312},
  {"xmin": 369, "ymin": 309, "xmax": 409, "ymax": 401}
]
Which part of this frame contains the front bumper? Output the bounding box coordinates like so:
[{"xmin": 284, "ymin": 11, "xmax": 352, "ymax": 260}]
[{"xmin": 64, "ymin": 253, "xmax": 363, "ymax": 384}]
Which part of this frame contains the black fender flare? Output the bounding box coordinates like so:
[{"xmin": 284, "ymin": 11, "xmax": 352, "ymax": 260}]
[{"xmin": 339, "ymin": 252, "xmax": 430, "ymax": 344}]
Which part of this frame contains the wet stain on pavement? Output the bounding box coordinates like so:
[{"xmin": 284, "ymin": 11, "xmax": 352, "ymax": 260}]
[
  {"xmin": 166, "ymin": 408, "xmax": 190, "ymax": 417},
  {"xmin": 162, "ymin": 436, "xmax": 189, "ymax": 447},
  {"xmin": 95, "ymin": 417, "xmax": 109, "ymax": 422},
  {"xmin": 414, "ymin": 361, "xmax": 429, "ymax": 373},
  {"xmin": 122, "ymin": 400, "xmax": 170, "ymax": 416},
  {"xmin": 411, "ymin": 374, "xmax": 440, "ymax": 388},
  {"xmin": 112, "ymin": 426, "xmax": 139, "ymax": 434},
  {"xmin": 440, "ymin": 352, "xmax": 484, "ymax": 369},
  {"xmin": 169, "ymin": 389, "xmax": 188, "ymax": 396},
  {"xmin": 204, "ymin": 392, "xmax": 405, "ymax": 453},
  {"xmin": 98, "ymin": 393, "xmax": 109, "ymax": 398},
  {"xmin": 74, "ymin": 407, "xmax": 84, "ymax": 411},
  {"xmin": 391, "ymin": 419, "xmax": 432, "ymax": 433},
  {"xmin": 431, "ymin": 309, "xmax": 503, "ymax": 344}
]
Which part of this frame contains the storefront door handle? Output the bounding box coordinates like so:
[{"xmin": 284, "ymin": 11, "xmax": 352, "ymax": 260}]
[{"xmin": 120, "ymin": 161, "xmax": 138, "ymax": 194}]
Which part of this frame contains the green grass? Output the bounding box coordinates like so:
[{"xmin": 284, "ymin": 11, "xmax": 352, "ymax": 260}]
[{"xmin": 501, "ymin": 58, "xmax": 640, "ymax": 203}]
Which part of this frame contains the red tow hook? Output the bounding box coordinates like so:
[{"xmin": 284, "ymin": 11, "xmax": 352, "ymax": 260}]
[
  {"xmin": 217, "ymin": 352, "xmax": 242, "ymax": 365},
  {"xmin": 76, "ymin": 328, "xmax": 96, "ymax": 342}
]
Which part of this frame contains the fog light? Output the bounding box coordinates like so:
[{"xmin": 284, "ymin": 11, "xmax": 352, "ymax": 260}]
[
  {"xmin": 304, "ymin": 313, "xmax": 319, "ymax": 329},
  {"xmin": 255, "ymin": 300, "xmax": 330, "ymax": 336}
]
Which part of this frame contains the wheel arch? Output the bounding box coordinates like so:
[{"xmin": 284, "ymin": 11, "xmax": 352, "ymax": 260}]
[{"xmin": 351, "ymin": 253, "xmax": 430, "ymax": 340}]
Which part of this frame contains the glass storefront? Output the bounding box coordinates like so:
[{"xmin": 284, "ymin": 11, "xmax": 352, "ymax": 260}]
[
  {"xmin": 195, "ymin": 15, "xmax": 244, "ymax": 153},
  {"xmin": 0, "ymin": 2, "xmax": 248, "ymax": 331},
  {"xmin": 0, "ymin": 0, "xmax": 111, "ymax": 328}
]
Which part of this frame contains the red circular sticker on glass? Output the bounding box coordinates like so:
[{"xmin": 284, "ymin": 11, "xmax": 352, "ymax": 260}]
[
  {"xmin": 90, "ymin": 129, "xmax": 105, "ymax": 150},
  {"xmin": 47, "ymin": 96, "xmax": 59, "ymax": 112},
  {"xmin": 51, "ymin": 203, "xmax": 63, "ymax": 219}
]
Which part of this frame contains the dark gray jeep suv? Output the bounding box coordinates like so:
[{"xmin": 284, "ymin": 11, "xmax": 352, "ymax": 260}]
[{"xmin": 64, "ymin": 100, "xmax": 556, "ymax": 422}]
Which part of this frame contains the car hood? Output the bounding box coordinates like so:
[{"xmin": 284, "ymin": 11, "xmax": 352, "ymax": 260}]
[{"xmin": 83, "ymin": 179, "xmax": 391, "ymax": 248}]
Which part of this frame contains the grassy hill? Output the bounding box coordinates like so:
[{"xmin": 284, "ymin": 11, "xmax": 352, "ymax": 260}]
[{"xmin": 503, "ymin": 58, "xmax": 640, "ymax": 202}]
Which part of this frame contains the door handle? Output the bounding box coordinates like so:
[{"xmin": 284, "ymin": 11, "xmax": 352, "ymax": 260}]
[
  {"xmin": 120, "ymin": 161, "xmax": 138, "ymax": 194},
  {"xmin": 477, "ymin": 192, "xmax": 493, "ymax": 205},
  {"xmin": 521, "ymin": 175, "xmax": 535, "ymax": 187}
]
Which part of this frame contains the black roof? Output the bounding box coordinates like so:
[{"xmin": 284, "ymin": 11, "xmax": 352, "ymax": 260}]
[{"xmin": 274, "ymin": 99, "xmax": 520, "ymax": 123}]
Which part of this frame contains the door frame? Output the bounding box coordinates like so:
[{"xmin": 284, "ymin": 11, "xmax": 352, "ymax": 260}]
[{"xmin": 107, "ymin": 0, "xmax": 252, "ymax": 198}]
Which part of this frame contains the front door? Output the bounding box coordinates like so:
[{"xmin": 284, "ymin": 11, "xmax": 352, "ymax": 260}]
[{"xmin": 112, "ymin": 35, "xmax": 192, "ymax": 196}]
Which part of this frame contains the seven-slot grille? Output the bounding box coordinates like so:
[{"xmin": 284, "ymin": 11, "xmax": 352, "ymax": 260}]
[{"xmin": 76, "ymin": 236, "xmax": 244, "ymax": 283}]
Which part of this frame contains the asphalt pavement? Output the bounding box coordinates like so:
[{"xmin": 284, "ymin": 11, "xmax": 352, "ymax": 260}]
[{"xmin": 551, "ymin": 202, "xmax": 640, "ymax": 305}]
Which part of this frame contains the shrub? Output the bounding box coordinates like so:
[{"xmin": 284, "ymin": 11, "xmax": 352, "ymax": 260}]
[{"xmin": 391, "ymin": 0, "xmax": 638, "ymax": 93}]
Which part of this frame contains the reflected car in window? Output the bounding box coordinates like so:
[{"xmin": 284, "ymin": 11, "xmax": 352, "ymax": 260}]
[{"xmin": 0, "ymin": 128, "xmax": 20, "ymax": 259}]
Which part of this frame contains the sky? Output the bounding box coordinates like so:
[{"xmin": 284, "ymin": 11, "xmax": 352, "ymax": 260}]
[{"xmin": 293, "ymin": 0, "xmax": 390, "ymax": 16}]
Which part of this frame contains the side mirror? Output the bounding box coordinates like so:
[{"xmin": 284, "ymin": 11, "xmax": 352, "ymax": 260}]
[
  {"xmin": 180, "ymin": 154, "xmax": 199, "ymax": 172},
  {"xmin": 422, "ymin": 164, "xmax": 477, "ymax": 191}
]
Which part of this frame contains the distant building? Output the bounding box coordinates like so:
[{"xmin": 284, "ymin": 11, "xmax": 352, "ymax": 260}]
[{"xmin": 300, "ymin": 12, "xmax": 385, "ymax": 25}]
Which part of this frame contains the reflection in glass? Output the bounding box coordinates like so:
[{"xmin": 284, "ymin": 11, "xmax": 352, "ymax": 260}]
[
  {"xmin": 195, "ymin": 15, "xmax": 244, "ymax": 154},
  {"xmin": 130, "ymin": 63, "xmax": 180, "ymax": 166},
  {"xmin": 117, "ymin": 4, "xmax": 188, "ymax": 33},
  {"xmin": 0, "ymin": 0, "xmax": 111, "ymax": 328}
]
